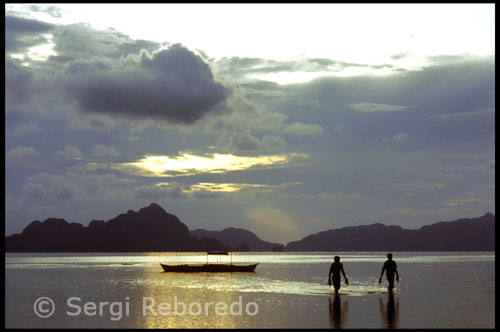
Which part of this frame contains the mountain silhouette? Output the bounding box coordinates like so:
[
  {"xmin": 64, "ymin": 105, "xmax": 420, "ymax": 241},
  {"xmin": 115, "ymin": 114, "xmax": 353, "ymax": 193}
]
[
  {"xmin": 5, "ymin": 203, "xmax": 229, "ymax": 252},
  {"xmin": 4, "ymin": 203, "xmax": 495, "ymax": 252},
  {"xmin": 191, "ymin": 227, "xmax": 284, "ymax": 251},
  {"xmin": 286, "ymin": 213, "xmax": 495, "ymax": 251}
]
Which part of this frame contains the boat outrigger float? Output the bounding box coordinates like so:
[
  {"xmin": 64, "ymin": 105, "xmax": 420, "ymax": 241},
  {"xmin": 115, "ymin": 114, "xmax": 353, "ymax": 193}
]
[{"xmin": 160, "ymin": 251, "xmax": 258, "ymax": 272}]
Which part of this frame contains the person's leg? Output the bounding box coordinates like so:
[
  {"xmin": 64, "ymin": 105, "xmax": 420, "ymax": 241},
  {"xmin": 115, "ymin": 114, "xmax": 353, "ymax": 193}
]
[
  {"xmin": 333, "ymin": 277, "xmax": 341, "ymax": 295},
  {"xmin": 387, "ymin": 276, "xmax": 394, "ymax": 291}
]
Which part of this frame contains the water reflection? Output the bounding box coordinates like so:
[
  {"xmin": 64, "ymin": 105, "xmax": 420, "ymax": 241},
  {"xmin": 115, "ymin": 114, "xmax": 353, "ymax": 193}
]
[
  {"xmin": 328, "ymin": 295, "xmax": 349, "ymax": 328},
  {"xmin": 139, "ymin": 271, "xmax": 242, "ymax": 328},
  {"xmin": 379, "ymin": 293, "xmax": 399, "ymax": 328}
]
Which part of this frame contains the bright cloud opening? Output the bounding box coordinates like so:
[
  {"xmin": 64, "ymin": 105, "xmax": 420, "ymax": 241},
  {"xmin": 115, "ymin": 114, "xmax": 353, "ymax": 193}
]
[
  {"xmin": 110, "ymin": 153, "xmax": 308, "ymax": 177},
  {"xmin": 26, "ymin": 34, "xmax": 57, "ymax": 62}
]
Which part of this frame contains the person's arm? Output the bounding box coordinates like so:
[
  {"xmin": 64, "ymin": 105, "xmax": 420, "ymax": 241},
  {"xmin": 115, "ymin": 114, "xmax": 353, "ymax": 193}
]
[
  {"xmin": 341, "ymin": 264, "xmax": 349, "ymax": 285},
  {"xmin": 395, "ymin": 263, "xmax": 399, "ymax": 282},
  {"xmin": 327, "ymin": 265, "xmax": 332, "ymax": 286},
  {"xmin": 378, "ymin": 263, "xmax": 386, "ymax": 284}
]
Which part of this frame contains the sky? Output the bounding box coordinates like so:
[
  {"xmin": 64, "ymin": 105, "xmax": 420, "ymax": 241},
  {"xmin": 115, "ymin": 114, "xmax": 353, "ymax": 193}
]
[{"xmin": 4, "ymin": 4, "xmax": 495, "ymax": 244}]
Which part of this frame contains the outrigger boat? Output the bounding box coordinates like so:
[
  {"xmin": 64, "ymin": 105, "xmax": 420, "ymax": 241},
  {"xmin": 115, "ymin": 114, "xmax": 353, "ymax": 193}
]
[{"xmin": 160, "ymin": 251, "xmax": 258, "ymax": 272}]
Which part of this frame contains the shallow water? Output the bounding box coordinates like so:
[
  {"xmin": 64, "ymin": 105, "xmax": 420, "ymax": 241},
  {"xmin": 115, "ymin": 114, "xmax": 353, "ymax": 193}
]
[{"xmin": 5, "ymin": 252, "xmax": 495, "ymax": 328}]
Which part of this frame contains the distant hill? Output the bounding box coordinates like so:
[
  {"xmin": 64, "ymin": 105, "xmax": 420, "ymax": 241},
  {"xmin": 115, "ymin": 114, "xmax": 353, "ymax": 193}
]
[
  {"xmin": 285, "ymin": 213, "xmax": 495, "ymax": 251},
  {"xmin": 5, "ymin": 203, "xmax": 229, "ymax": 252},
  {"xmin": 191, "ymin": 227, "xmax": 285, "ymax": 252},
  {"xmin": 5, "ymin": 203, "xmax": 495, "ymax": 252}
]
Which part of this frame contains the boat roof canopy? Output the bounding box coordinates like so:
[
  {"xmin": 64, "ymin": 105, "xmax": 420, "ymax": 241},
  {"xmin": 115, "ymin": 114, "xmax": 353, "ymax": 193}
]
[{"xmin": 207, "ymin": 251, "xmax": 229, "ymax": 255}]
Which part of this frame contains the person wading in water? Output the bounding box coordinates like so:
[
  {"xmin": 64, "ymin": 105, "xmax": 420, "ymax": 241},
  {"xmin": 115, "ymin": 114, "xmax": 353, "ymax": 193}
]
[
  {"xmin": 379, "ymin": 253, "xmax": 400, "ymax": 292},
  {"xmin": 328, "ymin": 256, "xmax": 349, "ymax": 295}
]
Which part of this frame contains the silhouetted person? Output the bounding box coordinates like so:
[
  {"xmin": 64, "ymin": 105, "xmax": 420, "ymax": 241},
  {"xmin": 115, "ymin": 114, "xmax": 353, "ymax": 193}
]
[
  {"xmin": 328, "ymin": 256, "xmax": 348, "ymax": 295},
  {"xmin": 379, "ymin": 253, "xmax": 399, "ymax": 292}
]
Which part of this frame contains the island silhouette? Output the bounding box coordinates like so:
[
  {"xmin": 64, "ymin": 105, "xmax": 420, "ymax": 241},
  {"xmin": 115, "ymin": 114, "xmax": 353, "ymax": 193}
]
[
  {"xmin": 286, "ymin": 212, "xmax": 494, "ymax": 251},
  {"xmin": 5, "ymin": 203, "xmax": 495, "ymax": 252}
]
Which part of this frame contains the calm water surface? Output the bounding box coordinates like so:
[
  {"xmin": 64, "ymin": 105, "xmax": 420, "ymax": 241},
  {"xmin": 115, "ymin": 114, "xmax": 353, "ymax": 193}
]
[{"xmin": 5, "ymin": 252, "xmax": 495, "ymax": 328}]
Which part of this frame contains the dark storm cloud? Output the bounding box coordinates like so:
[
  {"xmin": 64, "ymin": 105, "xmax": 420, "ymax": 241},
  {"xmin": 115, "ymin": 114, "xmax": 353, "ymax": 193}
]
[
  {"xmin": 61, "ymin": 45, "xmax": 229, "ymax": 124},
  {"xmin": 5, "ymin": 16, "xmax": 53, "ymax": 53},
  {"xmin": 5, "ymin": 17, "xmax": 232, "ymax": 132}
]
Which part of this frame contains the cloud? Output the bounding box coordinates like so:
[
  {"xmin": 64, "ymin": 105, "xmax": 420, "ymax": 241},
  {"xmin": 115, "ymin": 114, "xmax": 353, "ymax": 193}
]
[
  {"xmin": 203, "ymin": 87, "xmax": 323, "ymax": 153},
  {"xmin": 22, "ymin": 173, "xmax": 86, "ymax": 200},
  {"xmin": 4, "ymin": 14, "xmax": 494, "ymax": 240},
  {"xmin": 281, "ymin": 122, "xmax": 325, "ymax": 136},
  {"xmin": 444, "ymin": 197, "xmax": 494, "ymax": 207},
  {"xmin": 205, "ymin": 93, "xmax": 289, "ymax": 152},
  {"xmin": 49, "ymin": 22, "xmax": 161, "ymax": 61},
  {"xmin": 68, "ymin": 113, "xmax": 117, "ymax": 131},
  {"xmin": 20, "ymin": 172, "xmax": 138, "ymax": 201},
  {"xmin": 392, "ymin": 132, "xmax": 408, "ymax": 142},
  {"xmin": 430, "ymin": 108, "xmax": 494, "ymax": 122},
  {"xmin": 8, "ymin": 121, "xmax": 39, "ymax": 136},
  {"xmin": 395, "ymin": 181, "xmax": 447, "ymax": 194},
  {"xmin": 109, "ymin": 152, "xmax": 306, "ymax": 178},
  {"xmin": 61, "ymin": 44, "xmax": 229, "ymax": 124},
  {"xmin": 54, "ymin": 145, "xmax": 84, "ymax": 159},
  {"xmin": 5, "ymin": 17, "xmax": 320, "ymax": 158},
  {"xmin": 90, "ymin": 144, "xmax": 120, "ymax": 159},
  {"xmin": 390, "ymin": 52, "xmax": 412, "ymax": 61},
  {"xmin": 187, "ymin": 182, "xmax": 302, "ymax": 197},
  {"xmin": 133, "ymin": 183, "xmax": 184, "ymax": 199},
  {"xmin": 192, "ymin": 190, "xmax": 223, "ymax": 199},
  {"xmin": 227, "ymin": 132, "xmax": 287, "ymax": 152},
  {"xmin": 6, "ymin": 145, "xmax": 41, "ymax": 159},
  {"xmin": 26, "ymin": 5, "xmax": 63, "ymax": 18},
  {"xmin": 138, "ymin": 181, "xmax": 303, "ymax": 200},
  {"xmin": 5, "ymin": 15, "xmax": 53, "ymax": 53},
  {"xmin": 347, "ymin": 102, "xmax": 408, "ymax": 113},
  {"xmin": 213, "ymin": 56, "xmax": 396, "ymax": 83},
  {"xmin": 5, "ymin": 60, "xmax": 34, "ymax": 105}
]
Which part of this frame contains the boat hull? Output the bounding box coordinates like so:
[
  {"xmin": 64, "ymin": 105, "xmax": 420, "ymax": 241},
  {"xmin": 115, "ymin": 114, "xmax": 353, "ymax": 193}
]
[{"xmin": 160, "ymin": 263, "xmax": 258, "ymax": 273}]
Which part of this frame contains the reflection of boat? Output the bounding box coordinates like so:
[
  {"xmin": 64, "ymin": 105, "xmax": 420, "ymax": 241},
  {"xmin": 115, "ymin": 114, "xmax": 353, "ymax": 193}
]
[{"xmin": 160, "ymin": 251, "xmax": 258, "ymax": 272}]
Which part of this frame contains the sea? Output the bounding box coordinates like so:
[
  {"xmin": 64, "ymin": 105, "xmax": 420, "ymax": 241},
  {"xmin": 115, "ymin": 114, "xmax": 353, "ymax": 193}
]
[{"xmin": 5, "ymin": 252, "xmax": 495, "ymax": 328}]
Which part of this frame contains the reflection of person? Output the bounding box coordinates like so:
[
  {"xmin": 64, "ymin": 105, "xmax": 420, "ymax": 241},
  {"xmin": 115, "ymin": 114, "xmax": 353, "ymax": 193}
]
[
  {"xmin": 328, "ymin": 256, "xmax": 349, "ymax": 295},
  {"xmin": 379, "ymin": 293, "xmax": 399, "ymax": 328},
  {"xmin": 378, "ymin": 253, "xmax": 399, "ymax": 292},
  {"xmin": 328, "ymin": 295, "xmax": 349, "ymax": 329},
  {"xmin": 329, "ymin": 295, "xmax": 342, "ymax": 328}
]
